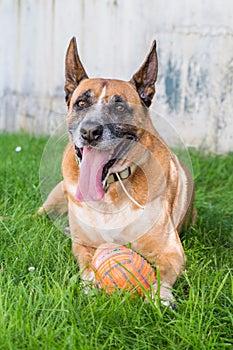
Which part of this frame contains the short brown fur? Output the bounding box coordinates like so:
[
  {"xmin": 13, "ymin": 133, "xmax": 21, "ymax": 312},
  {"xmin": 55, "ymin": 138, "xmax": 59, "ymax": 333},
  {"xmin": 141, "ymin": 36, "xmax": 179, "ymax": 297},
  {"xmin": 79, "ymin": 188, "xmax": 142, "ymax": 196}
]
[{"xmin": 39, "ymin": 38, "xmax": 195, "ymax": 305}]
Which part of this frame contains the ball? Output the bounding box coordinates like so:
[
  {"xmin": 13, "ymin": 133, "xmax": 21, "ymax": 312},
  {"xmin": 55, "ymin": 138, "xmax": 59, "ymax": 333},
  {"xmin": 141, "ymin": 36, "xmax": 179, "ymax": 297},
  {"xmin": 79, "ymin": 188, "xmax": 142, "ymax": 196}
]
[{"xmin": 91, "ymin": 243, "xmax": 156, "ymax": 295}]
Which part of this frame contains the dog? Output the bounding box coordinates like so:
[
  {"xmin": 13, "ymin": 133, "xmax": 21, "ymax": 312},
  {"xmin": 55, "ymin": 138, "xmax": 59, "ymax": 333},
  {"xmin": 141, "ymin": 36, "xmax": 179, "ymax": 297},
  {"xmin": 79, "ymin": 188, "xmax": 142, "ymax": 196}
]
[{"xmin": 38, "ymin": 37, "xmax": 195, "ymax": 305}]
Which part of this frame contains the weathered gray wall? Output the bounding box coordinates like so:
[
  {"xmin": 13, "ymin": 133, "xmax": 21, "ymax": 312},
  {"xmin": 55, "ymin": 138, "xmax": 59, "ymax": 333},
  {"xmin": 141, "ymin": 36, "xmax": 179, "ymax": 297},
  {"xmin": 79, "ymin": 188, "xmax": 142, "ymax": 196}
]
[{"xmin": 0, "ymin": 0, "xmax": 233, "ymax": 152}]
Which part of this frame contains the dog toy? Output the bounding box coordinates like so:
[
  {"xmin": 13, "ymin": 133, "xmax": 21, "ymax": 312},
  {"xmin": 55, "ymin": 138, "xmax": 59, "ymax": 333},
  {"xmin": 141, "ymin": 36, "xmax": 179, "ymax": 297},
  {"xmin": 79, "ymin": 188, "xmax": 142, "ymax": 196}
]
[{"xmin": 91, "ymin": 243, "xmax": 156, "ymax": 295}]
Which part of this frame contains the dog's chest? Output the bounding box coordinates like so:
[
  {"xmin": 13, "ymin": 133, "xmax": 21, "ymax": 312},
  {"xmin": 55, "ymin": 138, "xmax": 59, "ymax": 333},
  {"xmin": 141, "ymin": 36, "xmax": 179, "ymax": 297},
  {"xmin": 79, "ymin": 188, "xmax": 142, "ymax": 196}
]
[{"xmin": 68, "ymin": 192, "xmax": 165, "ymax": 247}]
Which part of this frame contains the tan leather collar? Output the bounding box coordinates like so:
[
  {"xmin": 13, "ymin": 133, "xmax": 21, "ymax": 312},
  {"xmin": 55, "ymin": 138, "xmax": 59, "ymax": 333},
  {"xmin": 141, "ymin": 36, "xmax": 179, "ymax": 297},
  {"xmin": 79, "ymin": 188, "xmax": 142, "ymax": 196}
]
[{"xmin": 103, "ymin": 150, "xmax": 148, "ymax": 191}]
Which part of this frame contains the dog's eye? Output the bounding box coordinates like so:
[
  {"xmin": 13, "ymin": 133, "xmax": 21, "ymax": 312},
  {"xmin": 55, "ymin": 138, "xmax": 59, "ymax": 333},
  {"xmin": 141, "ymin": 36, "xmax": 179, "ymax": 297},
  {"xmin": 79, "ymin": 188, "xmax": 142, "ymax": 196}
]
[
  {"xmin": 77, "ymin": 100, "xmax": 87, "ymax": 108},
  {"xmin": 73, "ymin": 99, "xmax": 89, "ymax": 110},
  {"xmin": 115, "ymin": 103, "xmax": 125, "ymax": 113}
]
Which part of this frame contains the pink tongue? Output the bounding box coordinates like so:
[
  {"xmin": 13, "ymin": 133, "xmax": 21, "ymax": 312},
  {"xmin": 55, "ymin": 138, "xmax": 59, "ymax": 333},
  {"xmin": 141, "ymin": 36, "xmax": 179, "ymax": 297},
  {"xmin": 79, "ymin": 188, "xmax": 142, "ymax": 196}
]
[{"xmin": 75, "ymin": 147, "xmax": 110, "ymax": 202}]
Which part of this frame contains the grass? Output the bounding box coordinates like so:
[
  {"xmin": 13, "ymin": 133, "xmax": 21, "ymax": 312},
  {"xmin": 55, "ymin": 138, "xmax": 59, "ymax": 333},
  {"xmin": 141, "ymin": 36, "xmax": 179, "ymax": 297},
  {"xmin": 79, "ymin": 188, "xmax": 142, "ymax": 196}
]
[{"xmin": 0, "ymin": 132, "xmax": 232, "ymax": 350}]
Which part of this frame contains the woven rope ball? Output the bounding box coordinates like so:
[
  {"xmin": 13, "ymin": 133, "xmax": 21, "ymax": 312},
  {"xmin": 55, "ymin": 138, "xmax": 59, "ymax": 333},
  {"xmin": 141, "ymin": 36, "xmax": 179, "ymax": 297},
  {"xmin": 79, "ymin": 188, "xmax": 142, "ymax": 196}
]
[{"xmin": 91, "ymin": 243, "xmax": 156, "ymax": 295}]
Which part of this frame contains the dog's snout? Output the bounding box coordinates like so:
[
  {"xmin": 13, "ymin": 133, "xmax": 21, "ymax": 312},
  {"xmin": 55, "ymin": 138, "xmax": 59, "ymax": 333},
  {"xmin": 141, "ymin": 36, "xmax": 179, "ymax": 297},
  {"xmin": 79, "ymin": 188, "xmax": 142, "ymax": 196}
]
[{"xmin": 80, "ymin": 124, "xmax": 103, "ymax": 144}]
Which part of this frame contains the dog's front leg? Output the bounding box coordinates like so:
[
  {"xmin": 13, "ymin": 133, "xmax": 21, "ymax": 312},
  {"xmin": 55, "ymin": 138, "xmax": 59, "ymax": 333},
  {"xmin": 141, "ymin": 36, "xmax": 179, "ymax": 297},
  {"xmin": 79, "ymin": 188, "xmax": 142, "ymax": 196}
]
[
  {"xmin": 38, "ymin": 181, "xmax": 68, "ymax": 216},
  {"xmin": 133, "ymin": 226, "xmax": 185, "ymax": 306},
  {"xmin": 72, "ymin": 241, "xmax": 97, "ymax": 292}
]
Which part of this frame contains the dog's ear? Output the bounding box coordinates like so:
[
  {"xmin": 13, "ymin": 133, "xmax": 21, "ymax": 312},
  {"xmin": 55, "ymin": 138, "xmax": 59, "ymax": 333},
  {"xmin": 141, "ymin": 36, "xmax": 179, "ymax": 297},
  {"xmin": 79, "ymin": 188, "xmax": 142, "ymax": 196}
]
[
  {"xmin": 64, "ymin": 37, "xmax": 88, "ymax": 105},
  {"xmin": 130, "ymin": 41, "xmax": 158, "ymax": 107}
]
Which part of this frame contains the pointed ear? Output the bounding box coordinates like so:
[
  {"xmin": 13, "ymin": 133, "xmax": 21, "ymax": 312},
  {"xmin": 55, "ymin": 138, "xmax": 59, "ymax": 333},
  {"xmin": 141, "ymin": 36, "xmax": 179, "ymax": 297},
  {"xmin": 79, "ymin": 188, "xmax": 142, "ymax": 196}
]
[
  {"xmin": 64, "ymin": 37, "xmax": 88, "ymax": 105},
  {"xmin": 130, "ymin": 40, "xmax": 158, "ymax": 107}
]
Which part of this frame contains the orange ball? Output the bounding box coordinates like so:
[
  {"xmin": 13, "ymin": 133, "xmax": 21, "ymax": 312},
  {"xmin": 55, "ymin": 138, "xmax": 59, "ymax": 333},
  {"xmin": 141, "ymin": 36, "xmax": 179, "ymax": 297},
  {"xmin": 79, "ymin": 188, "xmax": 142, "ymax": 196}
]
[{"xmin": 91, "ymin": 244, "xmax": 156, "ymax": 295}]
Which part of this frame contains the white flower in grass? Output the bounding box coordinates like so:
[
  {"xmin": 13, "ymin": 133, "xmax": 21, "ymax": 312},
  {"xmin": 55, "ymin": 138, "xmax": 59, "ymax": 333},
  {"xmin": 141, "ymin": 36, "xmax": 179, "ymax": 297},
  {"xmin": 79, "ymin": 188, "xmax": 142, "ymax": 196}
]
[
  {"xmin": 28, "ymin": 266, "xmax": 36, "ymax": 272},
  {"xmin": 15, "ymin": 146, "xmax": 22, "ymax": 152}
]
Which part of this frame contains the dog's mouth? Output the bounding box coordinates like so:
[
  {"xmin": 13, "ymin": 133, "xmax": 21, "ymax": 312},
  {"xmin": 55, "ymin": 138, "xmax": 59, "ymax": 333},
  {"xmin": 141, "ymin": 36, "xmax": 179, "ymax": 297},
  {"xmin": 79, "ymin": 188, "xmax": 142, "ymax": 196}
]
[{"xmin": 74, "ymin": 139, "xmax": 133, "ymax": 202}]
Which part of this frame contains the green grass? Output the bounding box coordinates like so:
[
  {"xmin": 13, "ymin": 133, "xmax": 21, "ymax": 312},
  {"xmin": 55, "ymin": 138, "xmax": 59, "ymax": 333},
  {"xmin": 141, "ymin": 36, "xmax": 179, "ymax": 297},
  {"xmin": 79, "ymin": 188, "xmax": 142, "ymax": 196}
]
[{"xmin": 0, "ymin": 132, "xmax": 232, "ymax": 350}]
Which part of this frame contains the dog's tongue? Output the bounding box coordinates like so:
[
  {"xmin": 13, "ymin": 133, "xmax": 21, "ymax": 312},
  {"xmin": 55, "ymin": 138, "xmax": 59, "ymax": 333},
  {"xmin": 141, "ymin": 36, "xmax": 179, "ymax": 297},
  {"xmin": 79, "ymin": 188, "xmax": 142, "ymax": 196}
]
[{"xmin": 75, "ymin": 147, "xmax": 110, "ymax": 202}]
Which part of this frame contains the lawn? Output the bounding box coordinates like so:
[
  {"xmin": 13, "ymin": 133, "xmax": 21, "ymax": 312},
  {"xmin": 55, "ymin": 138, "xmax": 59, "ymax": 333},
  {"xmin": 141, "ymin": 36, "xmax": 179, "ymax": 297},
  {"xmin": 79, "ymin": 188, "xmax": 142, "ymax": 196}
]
[{"xmin": 0, "ymin": 132, "xmax": 232, "ymax": 350}]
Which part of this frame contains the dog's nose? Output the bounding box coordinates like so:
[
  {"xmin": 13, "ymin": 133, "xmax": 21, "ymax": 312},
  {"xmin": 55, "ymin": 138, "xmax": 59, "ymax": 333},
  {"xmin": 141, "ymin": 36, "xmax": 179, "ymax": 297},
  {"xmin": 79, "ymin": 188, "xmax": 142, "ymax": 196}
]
[{"xmin": 80, "ymin": 124, "xmax": 103, "ymax": 143}]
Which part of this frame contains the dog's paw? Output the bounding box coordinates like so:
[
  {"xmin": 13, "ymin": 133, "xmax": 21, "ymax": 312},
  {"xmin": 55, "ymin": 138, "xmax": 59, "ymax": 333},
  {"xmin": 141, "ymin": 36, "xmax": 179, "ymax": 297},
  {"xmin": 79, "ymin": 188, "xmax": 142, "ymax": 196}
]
[
  {"xmin": 37, "ymin": 205, "xmax": 48, "ymax": 216},
  {"xmin": 63, "ymin": 226, "xmax": 71, "ymax": 236},
  {"xmin": 80, "ymin": 270, "xmax": 96, "ymax": 294},
  {"xmin": 152, "ymin": 282, "xmax": 176, "ymax": 309}
]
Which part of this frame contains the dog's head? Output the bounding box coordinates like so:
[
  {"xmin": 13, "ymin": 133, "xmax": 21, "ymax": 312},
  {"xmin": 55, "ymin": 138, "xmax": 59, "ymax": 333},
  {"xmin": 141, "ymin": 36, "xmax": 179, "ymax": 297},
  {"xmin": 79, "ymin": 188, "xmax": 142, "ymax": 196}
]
[{"xmin": 64, "ymin": 37, "xmax": 158, "ymax": 202}]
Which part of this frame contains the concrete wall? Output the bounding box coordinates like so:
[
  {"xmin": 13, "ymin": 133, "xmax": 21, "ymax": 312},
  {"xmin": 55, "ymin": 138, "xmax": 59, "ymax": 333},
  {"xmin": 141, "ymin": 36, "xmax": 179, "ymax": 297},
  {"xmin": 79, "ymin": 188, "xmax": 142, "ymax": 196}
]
[{"xmin": 0, "ymin": 0, "xmax": 233, "ymax": 152}]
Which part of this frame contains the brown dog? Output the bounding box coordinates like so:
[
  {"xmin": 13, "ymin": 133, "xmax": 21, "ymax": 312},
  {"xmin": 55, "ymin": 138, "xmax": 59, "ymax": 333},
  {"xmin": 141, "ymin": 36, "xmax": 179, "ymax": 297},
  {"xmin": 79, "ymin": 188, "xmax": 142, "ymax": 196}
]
[{"xmin": 38, "ymin": 37, "xmax": 195, "ymax": 305}]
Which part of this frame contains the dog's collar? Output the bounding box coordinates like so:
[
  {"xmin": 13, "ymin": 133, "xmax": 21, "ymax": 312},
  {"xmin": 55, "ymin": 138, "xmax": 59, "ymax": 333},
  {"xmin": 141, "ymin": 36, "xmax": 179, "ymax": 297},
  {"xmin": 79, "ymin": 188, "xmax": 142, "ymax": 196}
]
[
  {"xmin": 103, "ymin": 150, "xmax": 148, "ymax": 190},
  {"xmin": 105, "ymin": 167, "xmax": 132, "ymax": 185}
]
